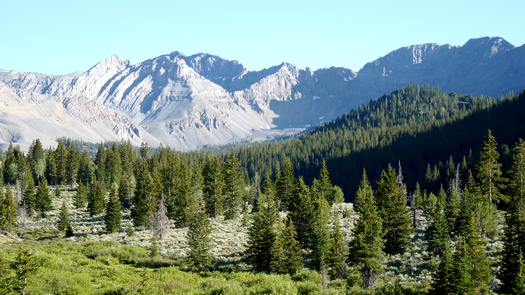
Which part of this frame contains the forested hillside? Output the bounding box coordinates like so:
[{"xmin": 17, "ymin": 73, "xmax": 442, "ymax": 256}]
[
  {"xmin": 232, "ymin": 85, "xmax": 525, "ymax": 201},
  {"xmin": 1, "ymin": 85, "xmax": 525, "ymax": 294}
]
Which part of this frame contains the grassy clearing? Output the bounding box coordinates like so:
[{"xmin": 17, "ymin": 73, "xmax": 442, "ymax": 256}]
[{"xmin": 0, "ymin": 185, "xmax": 505, "ymax": 294}]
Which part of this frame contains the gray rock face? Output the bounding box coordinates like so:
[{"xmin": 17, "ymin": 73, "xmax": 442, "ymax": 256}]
[{"xmin": 1, "ymin": 36, "xmax": 523, "ymax": 150}]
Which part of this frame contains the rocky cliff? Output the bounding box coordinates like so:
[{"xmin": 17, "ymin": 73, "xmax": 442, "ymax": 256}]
[{"xmin": 0, "ymin": 36, "xmax": 523, "ymax": 150}]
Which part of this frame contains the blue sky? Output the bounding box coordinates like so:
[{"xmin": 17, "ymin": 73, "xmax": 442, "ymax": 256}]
[{"xmin": 1, "ymin": 0, "xmax": 523, "ymax": 75}]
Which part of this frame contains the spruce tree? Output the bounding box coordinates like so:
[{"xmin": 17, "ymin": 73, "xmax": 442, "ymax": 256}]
[
  {"xmin": 94, "ymin": 143, "xmax": 107, "ymax": 185},
  {"xmin": 222, "ymin": 150, "xmax": 244, "ymax": 219},
  {"xmin": 132, "ymin": 159, "xmax": 153, "ymax": 228},
  {"xmin": 65, "ymin": 141, "xmax": 79, "ymax": 186},
  {"xmin": 0, "ymin": 185, "xmax": 17, "ymax": 232},
  {"xmin": 28, "ymin": 139, "xmax": 45, "ymax": 182},
  {"xmin": 452, "ymin": 238, "xmax": 474, "ymax": 295},
  {"xmin": 118, "ymin": 172, "xmax": 134, "ymax": 209},
  {"xmin": 429, "ymin": 239, "xmax": 454, "ymax": 295},
  {"xmin": 376, "ymin": 164, "xmax": 413, "ymax": 255},
  {"xmin": 246, "ymin": 193, "xmax": 278, "ymax": 273},
  {"xmin": 318, "ymin": 160, "xmax": 336, "ymax": 204},
  {"xmin": 288, "ymin": 176, "xmax": 315, "ymax": 250},
  {"xmin": 425, "ymin": 199, "xmax": 449, "ymax": 256},
  {"xmin": 202, "ymin": 156, "xmax": 222, "ymax": 218},
  {"xmin": 498, "ymin": 138, "xmax": 525, "ymax": 293},
  {"xmin": 310, "ymin": 190, "xmax": 331, "ymax": 272},
  {"xmin": 35, "ymin": 178, "xmax": 52, "ymax": 217},
  {"xmin": 87, "ymin": 180, "xmax": 105, "ymax": 216},
  {"xmin": 514, "ymin": 253, "xmax": 525, "ymax": 295},
  {"xmin": 348, "ymin": 170, "xmax": 384, "ymax": 289},
  {"xmin": 270, "ymin": 218, "xmax": 303, "ymax": 275},
  {"xmin": 444, "ymin": 181, "xmax": 460, "ymax": 233},
  {"xmin": 275, "ymin": 159, "xmax": 296, "ymax": 210},
  {"xmin": 77, "ymin": 150, "xmax": 92, "ymax": 185},
  {"xmin": 44, "ymin": 150, "xmax": 57, "ymax": 185},
  {"xmin": 57, "ymin": 200, "xmax": 70, "ymax": 231},
  {"xmin": 105, "ymin": 187, "xmax": 122, "ymax": 233},
  {"xmin": 327, "ymin": 217, "xmax": 347, "ymax": 279},
  {"xmin": 73, "ymin": 182, "xmax": 88, "ymax": 209},
  {"xmin": 186, "ymin": 196, "xmax": 213, "ymax": 272},
  {"xmin": 476, "ymin": 130, "xmax": 507, "ymax": 203},
  {"xmin": 55, "ymin": 139, "xmax": 68, "ymax": 185},
  {"xmin": 22, "ymin": 179, "xmax": 36, "ymax": 216},
  {"xmin": 54, "ymin": 186, "xmax": 61, "ymax": 198}
]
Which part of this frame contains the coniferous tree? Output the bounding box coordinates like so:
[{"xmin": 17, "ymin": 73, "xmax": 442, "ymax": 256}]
[
  {"xmin": 246, "ymin": 193, "xmax": 278, "ymax": 273},
  {"xmin": 73, "ymin": 182, "xmax": 88, "ymax": 209},
  {"xmin": 327, "ymin": 217, "xmax": 347, "ymax": 279},
  {"xmin": 87, "ymin": 180, "xmax": 105, "ymax": 216},
  {"xmin": 55, "ymin": 139, "xmax": 68, "ymax": 185},
  {"xmin": 186, "ymin": 195, "xmax": 213, "ymax": 272},
  {"xmin": 28, "ymin": 139, "xmax": 45, "ymax": 183},
  {"xmin": 94, "ymin": 143, "xmax": 106, "ymax": 185},
  {"xmin": 318, "ymin": 160, "xmax": 336, "ymax": 204},
  {"xmin": 275, "ymin": 159, "xmax": 296, "ymax": 210},
  {"xmin": 57, "ymin": 200, "xmax": 70, "ymax": 231},
  {"xmin": 54, "ymin": 186, "xmax": 61, "ymax": 198},
  {"xmin": 499, "ymin": 138, "xmax": 525, "ymax": 293},
  {"xmin": 65, "ymin": 141, "xmax": 79, "ymax": 186},
  {"xmin": 0, "ymin": 185, "xmax": 17, "ymax": 232},
  {"xmin": 118, "ymin": 171, "xmax": 134, "ymax": 209},
  {"xmin": 429, "ymin": 239, "xmax": 454, "ymax": 295},
  {"xmin": 476, "ymin": 130, "xmax": 507, "ymax": 203},
  {"xmin": 270, "ymin": 218, "xmax": 303, "ymax": 275},
  {"xmin": 22, "ymin": 179, "xmax": 36, "ymax": 216},
  {"xmin": 425, "ymin": 199, "xmax": 449, "ymax": 256},
  {"xmin": 348, "ymin": 170, "xmax": 384, "ymax": 289},
  {"xmin": 514, "ymin": 253, "xmax": 525, "ymax": 295},
  {"xmin": 466, "ymin": 232, "xmax": 491, "ymax": 294},
  {"xmin": 452, "ymin": 238, "xmax": 474, "ymax": 295},
  {"xmin": 105, "ymin": 187, "xmax": 122, "ymax": 233},
  {"xmin": 3, "ymin": 143, "xmax": 18, "ymax": 185},
  {"xmin": 44, "ymin": 150, "xmax": 57, "ymax": 185},
  {"xmin": 202, "ymin": 155, "xmax": 223, "ymax": 218},
  {"xmin": 222, "ymin": 150, "xmax": 244, "ymax": 219},
  {"xmin": 65, "ymin": 224, "xmax": 74, "ymax": 238},
  {"xmin": 289, "ymin": 176, "xmax": 315, "ymax": 250},
  {"xmin": 77, "ymin": 150, "xmax": 92, "ymax": 185},
  {"xmin": 35, "ymin": 178, "xmax": 52, "ymax": 217},
  {"xmin": 105, "ymin": 143, "xmax": 122, "ymax": 187},
  {"xmin": 310, "ymin": 190, "xmax": 331, "ymax": 272},
  {"xmin": 376, "ymin": 164, "xmax": 413, "ymax": 255},
  {"xmin": 132, "ymin": 159, "xmax": 153, "ymax": 228},
  {"xmin": 444, "ymin": 181, "xmax": 460, "ymax": 233}
]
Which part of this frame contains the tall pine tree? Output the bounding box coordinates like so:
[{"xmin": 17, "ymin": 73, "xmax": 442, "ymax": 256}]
[
  {"xmin": 245, "ymin": 192, "xmax": 278, "ymax": 273},
  {"xmin": 222, "ymin": 150, "xmax": 244, "ymax": 220},
  {"xmin": 499, "ymin": 138, "xmax": 525, "ymax": 293},
  {"xmin": 105, "ymin": 187, "xmax": 122, "ymax": 233},
  {"xmin": 476, "ymin": 130, "xmax": 507, "ymax": 203},
  {"xmin": 0, "ymin": 185, "xmax": 17, "ymax": 232},
  {"xmin": 348, "ymin": 170, "xmax": 384, "ymax": 289},
  {"xmin": 87, "ymin": 180, "xmax": 105, "ymax": 216},
  {"xmin": 376, "ymin": 164, "xmax": 413, "ymax": 255},
  {"xmin": 269, "ymin": 218, "xmax": 303, "ymax": 275}
]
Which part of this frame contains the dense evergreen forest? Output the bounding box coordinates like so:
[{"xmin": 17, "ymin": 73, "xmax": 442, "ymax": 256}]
[
  {"xmin": 230, "ymin": 85, "xmax": 525, "ymax": 202},
  {"xmin": 0, "ymin": 85, "xmax": 525, "ymax": 294}
]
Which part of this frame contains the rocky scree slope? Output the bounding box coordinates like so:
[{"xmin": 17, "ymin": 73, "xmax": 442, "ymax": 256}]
[{"xmin": 0, "ymin": 36, "xmax": 523, "ymax": 150}]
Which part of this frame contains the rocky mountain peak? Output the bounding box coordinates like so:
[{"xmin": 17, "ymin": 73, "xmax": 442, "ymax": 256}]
[{"xmin": 0, "ymin": 36, "xmax": 523, "ymax": 151}]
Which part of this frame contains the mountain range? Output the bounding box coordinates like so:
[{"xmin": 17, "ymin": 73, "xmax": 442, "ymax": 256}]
[{"xmin": 0, "ymin": 36, "xmax": 523, "ymax": 151}]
